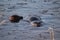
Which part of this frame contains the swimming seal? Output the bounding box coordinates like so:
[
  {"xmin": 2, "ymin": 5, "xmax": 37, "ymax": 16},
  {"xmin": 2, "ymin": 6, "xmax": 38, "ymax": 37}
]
[{"xmin": 30, "ymin": 17, "xmax": 42, "ymax": 27}]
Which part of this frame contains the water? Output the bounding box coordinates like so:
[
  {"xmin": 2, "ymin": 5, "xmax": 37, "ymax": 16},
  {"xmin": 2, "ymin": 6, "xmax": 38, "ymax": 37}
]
[{"xmin": 0, "ymin": 0, "xmax": 60, "ymax": 40}]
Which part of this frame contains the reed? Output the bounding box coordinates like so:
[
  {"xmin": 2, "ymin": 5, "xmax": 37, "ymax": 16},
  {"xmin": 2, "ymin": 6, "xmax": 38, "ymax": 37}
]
[{"xmin": 48, "ymin": 27, "xmax": 54, "ymax": 40}]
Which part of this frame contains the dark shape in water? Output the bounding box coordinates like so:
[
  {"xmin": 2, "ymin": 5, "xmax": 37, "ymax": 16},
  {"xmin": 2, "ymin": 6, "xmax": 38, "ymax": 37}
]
[
  {"xmin": 32, "ymin": 22, "xmax": 41, "ymax": 27},
  {"xmin": 30, "ymin": 17, "xmax": 38, "ymax": 21},
  {"xmin": 29, "ymin": 17, "xmax": 42, "ymax": 27},
  {"xmin": 9, "ymin": 15, "xmax": 23, "ymax": 23}
]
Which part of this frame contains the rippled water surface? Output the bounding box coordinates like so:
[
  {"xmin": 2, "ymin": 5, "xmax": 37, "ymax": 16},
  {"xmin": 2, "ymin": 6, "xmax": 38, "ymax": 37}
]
[{"xmin": 0, "ymin": 0, "xmax": 60, "ymax": 40}]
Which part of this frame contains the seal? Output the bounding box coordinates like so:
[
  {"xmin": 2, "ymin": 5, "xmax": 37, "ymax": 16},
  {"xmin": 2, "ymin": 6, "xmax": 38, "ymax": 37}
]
[
  {"xmin": 24, "ymin": 15, "xmax": 42, "ymax": 27},
  {"xmin": 30, "ymin": 16, "xmax": 42, "ymax": 27}
]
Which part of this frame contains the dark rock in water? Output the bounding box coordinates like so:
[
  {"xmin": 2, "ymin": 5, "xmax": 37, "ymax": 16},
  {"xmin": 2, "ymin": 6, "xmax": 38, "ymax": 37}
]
[{"xmin": 9, "ymin": 15, "xmax": 23, "ymax": 23}]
